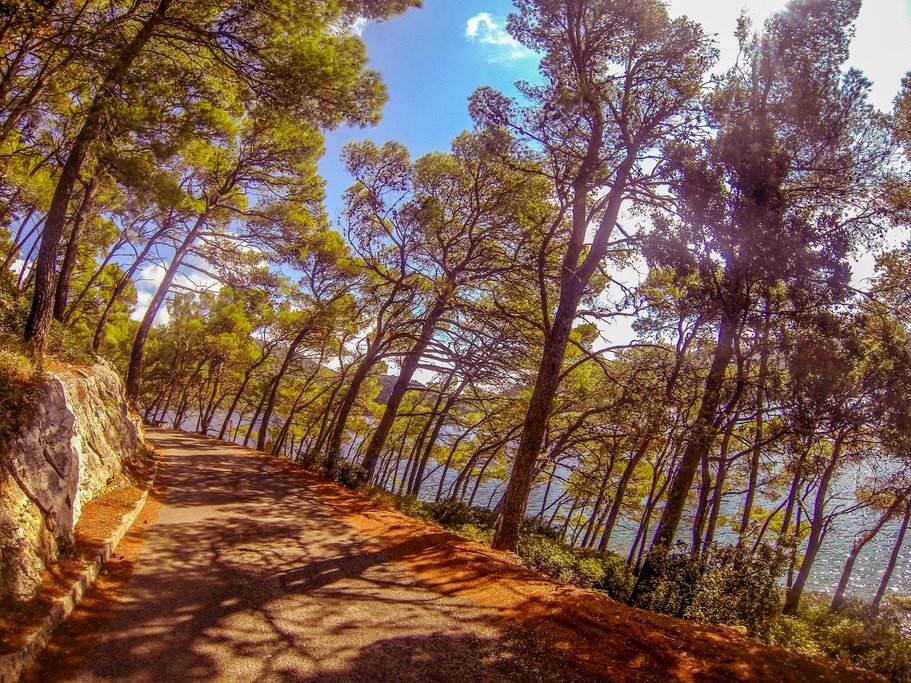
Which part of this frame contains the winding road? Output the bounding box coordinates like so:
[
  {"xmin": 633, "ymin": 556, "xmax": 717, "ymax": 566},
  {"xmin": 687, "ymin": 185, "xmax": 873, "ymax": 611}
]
[{"xmin": 26, "ymin": 430, "xmax": 591, "ymax": 682}]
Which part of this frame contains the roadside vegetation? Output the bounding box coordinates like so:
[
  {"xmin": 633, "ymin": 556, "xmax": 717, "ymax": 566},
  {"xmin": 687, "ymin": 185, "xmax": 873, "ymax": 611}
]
[
  {"xmin": 363, "ymin": 491, "xmax": 911, "ymax": 681},
  {"xmin": 1, "ymin": 0, "xmax": 911, "ymax": 679}
]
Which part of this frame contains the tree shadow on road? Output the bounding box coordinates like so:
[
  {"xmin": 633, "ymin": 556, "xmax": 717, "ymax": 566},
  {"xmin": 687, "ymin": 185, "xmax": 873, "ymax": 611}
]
[{"xmin": 26, "ymin": 434, "xmax": 596, "ymax": 682}]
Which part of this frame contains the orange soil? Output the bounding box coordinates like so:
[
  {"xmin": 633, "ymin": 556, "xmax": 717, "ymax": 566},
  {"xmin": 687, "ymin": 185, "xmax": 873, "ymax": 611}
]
[{"xmin": 239, "ymin": 444, "xmax": 883, "ymax": 683}]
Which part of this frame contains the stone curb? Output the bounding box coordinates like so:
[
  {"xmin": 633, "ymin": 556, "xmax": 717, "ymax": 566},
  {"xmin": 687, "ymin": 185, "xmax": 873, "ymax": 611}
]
[{"xmin": 0, "ymin": 452, "xmax": 159, "ymax": 683}]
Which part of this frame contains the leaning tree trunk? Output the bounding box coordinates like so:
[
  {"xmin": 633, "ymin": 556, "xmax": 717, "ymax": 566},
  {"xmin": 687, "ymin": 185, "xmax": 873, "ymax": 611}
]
[
  {"xmin": 831, "ymin": 493, "xmax": 906, "ymax": 612},
  {"xmin": 218, "ymin": 348, "xmax": 272, "ymax": 440},
  {"xmin": 63, "ymin": 236, "xmax": 126, "ymax": 324},
  {"xmin": 360, "ymin": 294, "xmax": 449, "ymax": 480},
  {"xmin": 93, "ymin": 221, "xmax": 172, "ymax": 352},
  {"xmin": 125, "ymin": 208, "xmax": 210, "ymax": 402},
  {"xmin": 255, "ymin": 322, "xmax": 314, "ymax": 452},
  {"xmin": 25, "ymin": 0, "xmax": 171, "ymax": 349},
  {"xmin": 783, "ymin": 434, "xmax": 844, "ymax": 614},
  {"xmin": 53, "ymin": 174, "xmax": 99, "ymax": 321},
  {"xmin": 323, "ymin": 346, "xmax": 380, "ymax": 473},
  {"xmin": 872, "ymin": 501, "xmax": 911, "ymax": 613},
  {"xmin": 632, "ymin": 313, "xmax": 739, "ymax": 601},
  {"xmin": 647, "ymin": 312, "xmax": 738, "ymax": 555},
  {"xmin": 599, "ymin": 437, "xmax": 652, "ymax": 551},
  {"xmin": 408, "ymin": 380, "xmax": 464, "ymax": 496},
  {"xmin": 738, "ymin": 316, "xmax": 770, "ymax": 545},
  {"xmin": 491, "ymin": 278, "xmax": 585, "ymax": 551}
]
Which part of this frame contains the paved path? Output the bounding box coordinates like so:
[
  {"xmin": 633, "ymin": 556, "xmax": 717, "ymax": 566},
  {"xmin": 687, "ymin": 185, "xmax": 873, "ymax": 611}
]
[{"xmin": 30, "ymin": 430, "xmax": 590, "ymax": 682}]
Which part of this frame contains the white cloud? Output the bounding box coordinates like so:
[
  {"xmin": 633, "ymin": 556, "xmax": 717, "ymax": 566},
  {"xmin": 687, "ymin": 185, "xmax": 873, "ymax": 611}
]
[
  {"xmin": 131, "ymin": 289, "xmax": 169, "ymax": 324},
  {"xmin": 465, "ymin": 12, "xmax": 535, "ymax": 64},
  {"xmin": 350, "ymin": 16, "xmax": 369, "ymax": 37},
  {"xmin": 137, "ymin": 262, "xmax": 166, "ymax": 290}
]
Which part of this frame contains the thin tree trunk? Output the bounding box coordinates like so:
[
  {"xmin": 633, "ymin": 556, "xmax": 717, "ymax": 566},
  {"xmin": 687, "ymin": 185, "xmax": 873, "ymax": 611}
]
[
  {"xmin": 650, "ymin": 313, "xmax": 737, "ymax": 553},
  {"xmin": 701, "ymin": 416, "xmax": 738, "ymax": 554},
  {"xmin": 324, "ymin": 348, "xmax": 379, "ymax": 472},
  {"xmin": 125, "ymin": 209, "xmax": 211, "ymax": 402},
  {"xmin": 218, "ymin": 348, "xmax": 272, "ymax": 440},
  {"xmin": 244, "ymin": 382, "xmax": 273, "ymax": 448},
  {"xmin": 831, "ymin": 493, "xmax": 906, "ymax": 612},
  {"xmin": 784, "ymin": 434, "xmax": 844, "ymax": 614},
  {"xmin": 24, "ymin": 0, "xmax": 172, "ymax": 349},
  {"xmin": 690, "ymin": 452, "xmax": 712, "ymax": 555},
  {"xmin": 361, "ymin": 294, "xmax": 449, "ymax": 479},
  {"xmin": 53, "ymin": 174, "xmax": 100, "ymax": 321},
  {"xmin": 738, "ymin": 314, "xmax": 771, "ymax": 544},
  {"xmin": 93, "ymin": 221, "xmax": 171, "ymax": 352},
  {"xmin": 255, "ymin": 322, "xmax": 314, "ymax": 452},
  {"xmin": 779, "ymin": 436, "xmax": 813, "ymax": 547},
  {"xmin": 872, "ymin": 501, "xmax": 910, "ymax": 613},
  {"xmin": 1, "ymin": 207, "xmax": 39, "ymax": 271},
  {"xmin": 63, "ymin": 236, "xmax": 125, "ymax": 324},
  {"xmin": 491, "ymin": 280, "xmax": 585, "ymax": 550},
  {"xmin": 600, "ymin": 438, "xmax": 651, "ymax": 550},
  {"xmin": 408, "ymin": 379, "xmax": 462, "ymax": 496}
]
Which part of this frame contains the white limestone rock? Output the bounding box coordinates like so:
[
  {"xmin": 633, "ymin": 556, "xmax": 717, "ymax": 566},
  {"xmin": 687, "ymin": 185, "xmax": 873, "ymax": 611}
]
[{"xmin": 0, "ymin": 362, "xmax": 143, "ymax": 603}]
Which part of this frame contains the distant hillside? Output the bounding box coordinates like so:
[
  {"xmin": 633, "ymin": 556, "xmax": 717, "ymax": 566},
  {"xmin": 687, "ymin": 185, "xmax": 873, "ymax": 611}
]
[{"xmin": 374, "ymin": 374, "xmax": 427, "ymax": 405}]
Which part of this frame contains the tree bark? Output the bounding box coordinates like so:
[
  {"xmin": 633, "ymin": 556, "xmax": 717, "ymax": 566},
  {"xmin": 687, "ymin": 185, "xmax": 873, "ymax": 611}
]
[
  {"xmin": 218, "ymin": 347, "xmax": 272, "ymax": 440},
  {"xmin": 783, "ymin": 434, "xmax": 844, "ymax": 614},
  {"xmin": 25, "ymin": 0, "xmax": 171, "ymax": 349},
  {"xmin": 93, "ymin": 221, "xmax": 171, "ymax": 352},
  {"xmin": 408, "ymin": 381, "xmax": 463, "ymax": 496},
  {"xmin": 491, "ymin": 280, "xmax": 584, "ymax": 550},
  {"xmin": 255, "ymin": 322, "xmax": 314, "ymax": 452},
  {"xmin": 324, "ymin": 347, "xmax": 379, "ymax": 473},
  {"xmin": 872, "ymin": 501, "xmax": 910, "ymax": 613},
  {"xmin": 831, "ymin": 493, "xmax": 906, "ymax": 612},
  {"xmin": 53, "ymin": 174, "xmax": 99, "ymax": 321},
  {"xmin": 125, "ymin": 208, "xmax": 209, "ymax": 402},
  {"xmin": 644, "ymin": 312, "xmax": 738, "ymax": 557},
  {"xmin": 738, "ymin": 312, "xmax": 771, "ymax": 545},
  {"xmin": 360, "ymin": 294, "xmax": 449, "ymax": 479}
]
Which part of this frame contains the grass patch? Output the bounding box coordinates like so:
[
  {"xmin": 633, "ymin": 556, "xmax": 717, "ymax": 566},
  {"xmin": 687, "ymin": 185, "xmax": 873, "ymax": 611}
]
[{"xmin": 0, "ymin": 337, "xmax": 40, "ymax": 458}]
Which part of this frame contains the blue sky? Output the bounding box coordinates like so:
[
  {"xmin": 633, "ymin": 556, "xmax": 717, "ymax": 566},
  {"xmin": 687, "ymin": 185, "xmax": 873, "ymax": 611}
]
[
  {"xmin": 320, "ymin": 0, "xmax": 536, "ymax": 219},
  {"xmin": 319, "ymin": 0, "xmax": 911, "ymax": 224}
]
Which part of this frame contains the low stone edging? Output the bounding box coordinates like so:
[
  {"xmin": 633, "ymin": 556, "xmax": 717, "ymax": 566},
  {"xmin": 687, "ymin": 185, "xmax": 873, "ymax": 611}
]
[{"xmin": 0, "ymin": 454, "xmax": 158, "ymax": 683}]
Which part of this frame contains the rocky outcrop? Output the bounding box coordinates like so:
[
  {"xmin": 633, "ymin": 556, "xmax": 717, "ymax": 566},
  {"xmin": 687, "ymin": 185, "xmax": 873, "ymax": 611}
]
[{"xmin": 0, "ymin": 362, "xmax": 143, "ymax": 603}]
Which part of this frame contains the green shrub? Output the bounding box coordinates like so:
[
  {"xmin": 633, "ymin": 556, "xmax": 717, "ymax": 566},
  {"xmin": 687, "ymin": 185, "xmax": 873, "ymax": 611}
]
[
  {"xmin": 426, "ymin": 499, "xmax": 489, "ymax": 527},
  {"xmin": 765, "ymin": 594, "xmax": 911, "ymax": 682},
  {"xmin": 294, "ymin": 448, "xmax": 323, "ymax": 471},
  {"xmin": 45, "ymin": 319, "xmax": 94, "ymax": 366},
  {"xmin": 515, "ymin": 531, "xmax": 634, "ymax": 596},
  {"xmin": 520, "ymin": 516, "xmax": 563, "ymax": 540},
  {"xmin": 394, "ymin": 494, "xmax": 433, "ymax": 522},
  {"xmin": 685, "ymin": 543, "xmax": 787, "ymax": 633},
  {"xmin": 0, "ymin": 273, "xmax": 28, "ymax": 337},
  {"xmin": 634, "ymin": 543, "xmax": 787, "ymax": 634},
  {"xmin": 595, "ymin": 551, "xmax": 637, "ymax": 602},
  {"xmin": 332, "ymin": 460, "xmax": 368, "ymax": 489},
  {"xmin": 0, "ymin": 342, "xmax": 39, "ymax": 458}
]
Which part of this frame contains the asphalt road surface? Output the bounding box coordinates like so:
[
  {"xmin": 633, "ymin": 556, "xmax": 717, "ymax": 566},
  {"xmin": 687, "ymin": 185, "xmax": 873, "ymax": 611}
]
[{"xmin": 29, "ymin": 429, "xmax": 593, "ymax": 682}]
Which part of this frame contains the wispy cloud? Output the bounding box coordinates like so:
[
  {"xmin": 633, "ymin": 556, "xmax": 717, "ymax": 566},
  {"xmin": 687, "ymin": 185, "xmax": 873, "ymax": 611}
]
[
  {"xmin": 465, "ymin": 12, "xmax": 534, "ymax": 64},
  {"xmin": 350, "ymin": 16, "xmax": 369, "ymax": 37}
]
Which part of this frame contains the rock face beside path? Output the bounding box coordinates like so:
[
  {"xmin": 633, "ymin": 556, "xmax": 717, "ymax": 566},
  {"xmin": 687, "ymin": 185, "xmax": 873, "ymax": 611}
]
[{"xmin": 0, "ymin": 362, "xmax": 143, "ymax": 603}]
